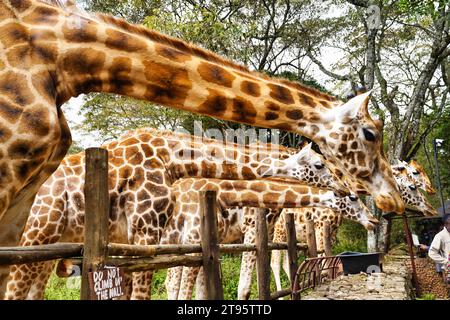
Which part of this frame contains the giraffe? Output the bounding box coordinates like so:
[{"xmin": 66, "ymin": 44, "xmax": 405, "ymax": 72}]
[
  {"xmin": 393, "ymin": 160, "xmax": 436, "ymax": 195},
  {"xmin": 0, "ymin": 0, "xmax": 404, "ymax": 298},
  {"xmin": 270, "ymin": 205, "xmax": 376, "ymax": 294},
  {"xmin": 236, "ymin": 160, "xmax": 439, "ymax": 299},
  {"xmin": 391, "ymin": 165, "xmax": 436, "ymax": 217},
  {"xmin": 160, "ymin": 178, "xmax": 375, "ymax": 300},
  {"xmin": 269, "ymin": 165, "xmax": 437, "ymax": 293},
  {"xmin": 0, "ymin": 0, "xmax": 404, "ymax": 256},
  {"xmin": 4, "ymin": 128, "xmax": 347, "ymax": 300}
]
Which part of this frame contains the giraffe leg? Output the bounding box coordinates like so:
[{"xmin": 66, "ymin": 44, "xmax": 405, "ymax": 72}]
[
  {"xmin": 130, "ymin": 270, "xmax": 153, "ymax": 300},
  {"xmin": 165, "ymin": 267, "xmax": 182, "ymax": 300},
  {"xmin": 178, "ymin": 265, "xmax": 200, "ymax": 300},
  {"xmin": 237, "ymin": 225, "xmax": 258, "ymax": 300},
  {"xmin": 26, "ymin": 261, "xmax": 55, "ymax": 300},
  {"xmin": 194, "ymin": 267, "xmax": 207, "ymax": 300},
  {"xmin": 282, "ymin": 251, "xmax": 290, "ymax": 282},
  {"xmin": 270, "ymin": 250, "xmax": 283, "ymax": 293},
  {"xmin": 237, "ymin": 251, "xmax": 257, "ymax": 300},
  {"xmin": 4, "ymin": 193, "xmax": 67, "ymax": 300}
]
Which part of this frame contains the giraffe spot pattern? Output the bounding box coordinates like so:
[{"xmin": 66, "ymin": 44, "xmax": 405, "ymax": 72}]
[
  {"xmin": 104, "ymin": 28, "xmax": 148, "ymax": 52},
  {"xmin": 198, "ymin": 62, "xmax": 236, "ymax": 88},
  {"xmin": 143, "ymin": 59, "xmax": 192, "ymax": 106},
  {"xmin": 155, "ymin": 44, "xmax": 191, "ymax": 63},
  {"xmin": 241, "ymin": 80, "xmax": 260, "ymax": 97},
  {"xmin": 62, "ymin": 18, "xmax": 98, "ymax": 43},
  {"xmin": 198, "ymin": 89, "xmax": 227, "ymax": 116},
  {"xmin": 268, "ymin": 84, "xmax": 294, "ymax": 105},
  {"xmin": 232, "ymin": 96, "xmax": 257, "ymax": 123},
  {"xmin": 23, "ymin": 6, "xmax": 60, "ymax": 26}
]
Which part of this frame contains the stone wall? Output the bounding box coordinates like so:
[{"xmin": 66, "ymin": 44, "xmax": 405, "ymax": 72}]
[{"xmin": 302, "ymin": 256, "xmax": 413, "ymax": 300}]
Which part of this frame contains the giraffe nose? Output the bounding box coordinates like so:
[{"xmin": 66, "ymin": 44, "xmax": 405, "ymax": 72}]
[{"xmin": 368, "ymin": 216, "xmax": 379, "ymax": 224}]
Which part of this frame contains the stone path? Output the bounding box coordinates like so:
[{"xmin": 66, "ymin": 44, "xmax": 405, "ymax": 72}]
[{"xmin": 302, "ymin": 256, "xmax": 413, "ymax": 300}]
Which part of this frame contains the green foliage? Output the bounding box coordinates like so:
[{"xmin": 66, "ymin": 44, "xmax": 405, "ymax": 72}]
[
  {"xmin": 151, "ymin": 269, "xmax": 168, "ymax": 300},
  {"xmin": 417, "ymin": 293, "xmax": 436, "ymax": 300},
  {"xmin": 68, "ymin": 142, "xmax": 84, "ymax": 155},
  {"xmin": 332, "ymin": 220, "xmax": 368, "ymax": 254},
  {"xmin": 45, "ymin": 273, "xmax": 80, "ymax": 300}
]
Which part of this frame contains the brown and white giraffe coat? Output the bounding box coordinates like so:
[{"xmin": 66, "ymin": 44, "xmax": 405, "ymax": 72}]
[
  {"xmin": 161, "ymin": 178, "xmax": 375, "ymax": 300},
  {"xmin": 0, "ymin": 0, "xmax": 403, "ymax": 255},
  {"xmin": 4, "ymin": 128, "xmax": 343, "ymax": 300},
  {"xmin": 1, "ymin": 0, "xmax": 404, "ymax": 298}
]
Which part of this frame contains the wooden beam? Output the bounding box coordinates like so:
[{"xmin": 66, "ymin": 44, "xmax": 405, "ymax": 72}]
[
  {"xmin": 80, "ymin": 148, "xmax": 109, "ymax": 300},
  {"xmin": 255, "ymin": 208, "xmax": 270, "ymax": 300},
  {"xmin": 270, "ymin": 288, "xmax": 292, "ymax": 300},
  {"xmin": 0, "ymin": 243, "xmax": 82, "ymax": 265},
  {"xmin": 108, "ymin": 242, "xmax": 309, "ymax": 257},
  {"xmin": 285, "ymin": 213, "xmax": 299, "ymax": 300},
  {"xmin": 56, "ymin": 255, "xmax": 203, "ymax": 276},
  {"xmin": 199, "ymin": 191, "xmax": 224, "ymax": 300}
]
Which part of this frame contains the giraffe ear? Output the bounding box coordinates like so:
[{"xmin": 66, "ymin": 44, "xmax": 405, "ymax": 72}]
[
  {"xmin": 297, "ymin": 143, "xmax": 312, "ymax": 160},
  {"xmin": 337, "ymin": 90, "xmax": 372, "ymax": 120}
]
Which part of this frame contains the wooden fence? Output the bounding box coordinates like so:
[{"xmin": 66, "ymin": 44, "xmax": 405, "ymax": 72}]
[{"xmin": 0, "ymin": 147, "xmax": 333, "ymax": 300}]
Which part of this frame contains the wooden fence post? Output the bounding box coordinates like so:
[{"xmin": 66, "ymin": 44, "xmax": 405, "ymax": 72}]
[
  {"xmin": 323, "ymin": 221, "xmax": 332, "ymax": 257},
  {"xmin": 80, "ymin": 148, "xmax": 109, "ymax": 300},
  {"xmin": 285, "ymin": 213, "xmax": 299, "ymax": 300},
  {"xmin": 323, "ymin": 221, "xmax": 333, "ymax": 279},
  {"xmin": 305, "ymin": 220, "xmax": 318, "ymax": 258},
  {"xmin": 199, "ymin": 191, "xmax": 224, "ymax": 300},
  {"xmin": 255, "ymin": 208, "xmax": 270, "ymax": 300}
]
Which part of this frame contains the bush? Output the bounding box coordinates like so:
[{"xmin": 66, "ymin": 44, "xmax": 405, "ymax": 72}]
[{"xmin": 332, "ymin": 220, "xmax": 368, "ymax": 254}]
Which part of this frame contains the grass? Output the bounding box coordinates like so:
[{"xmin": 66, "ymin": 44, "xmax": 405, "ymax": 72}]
[{"xmin": 416, "ymin": 293, "xmax": 436, "ymax": 300}]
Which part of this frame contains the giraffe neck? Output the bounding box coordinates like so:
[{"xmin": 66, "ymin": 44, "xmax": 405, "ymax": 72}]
[
  {"xmin": 172, "ymin": 178, "xmax": 340, "ymax": 212},
  {"xmin": 110, "ymin": 128, "xmax": 299, "ymax": 181},
  {"xmin": 16, "ymin": 1, "xmax": 340, "ymax": 131},
  {"xmin": 4, "ymin": 0, "xmax": 405, "ymax": 215}
]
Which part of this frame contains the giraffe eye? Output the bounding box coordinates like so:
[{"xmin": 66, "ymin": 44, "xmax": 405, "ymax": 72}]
[
  {"xmin": 409, "ymin": 185, "xmax": 417, "ymax": 191},
  {"xmin": 412, "ymin": 170, "xmax": 419, "ymax": 175},
  {"xmin": 314, "ymin": 163, "xmax": 324, "ymax": 170},
  {"xmin": 363, "ymin": 128, "xmax": 376, "ymax": 142},
  {"xmin": 349, "ymin": 195, "xmax": 358, "ymax": 201}
]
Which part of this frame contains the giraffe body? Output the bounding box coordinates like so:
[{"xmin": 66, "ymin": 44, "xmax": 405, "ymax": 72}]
[
  {"xmin": 4, "ymin": 128, "xmax": 342, "ymax": 299},
  {"xmin": 0, "ymin": 0, "xmax": 403, "ymax": 253},
  {"xmin": 1, "ymin": 0, "xmax": 403, "ymax": 298},
  {"xmin": 269, "ymin": 206, "xmax": 373, "ymax": 294}
]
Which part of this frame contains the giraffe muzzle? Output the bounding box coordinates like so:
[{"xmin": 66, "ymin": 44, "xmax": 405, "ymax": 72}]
[{"xmin": 375, "ymin": 193, "xmax": 405, "ymax": 214}]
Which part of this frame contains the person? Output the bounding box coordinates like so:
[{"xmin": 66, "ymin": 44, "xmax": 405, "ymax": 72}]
[{"xmin": 428, "ymin": 214, "xmax": 450, "ymax": 279}]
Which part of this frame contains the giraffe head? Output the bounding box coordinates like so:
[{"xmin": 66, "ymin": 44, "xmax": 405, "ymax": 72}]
[
  {"xmin": 268, "ymin": 143, "xmax": 350, "ymax": 196},
  {"xmin": 316, "ymin": 91, "xmax": 403, "ymax": 214},
  {"xmin": 335, "ymin": 194, "xmax": 379, "ymax": 231},
  {"xmin": 407, "ymin": 160, "xmax": 436, "ymax": 194},
  {"xmin": 391, "ymin": 165, "xmax": 437, "ymax": 217}
]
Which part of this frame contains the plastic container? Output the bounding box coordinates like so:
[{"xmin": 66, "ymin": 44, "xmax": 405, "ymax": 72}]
[{"xmin": 337, "ymin": 251, "xmax": 382, "ymax": 275}]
